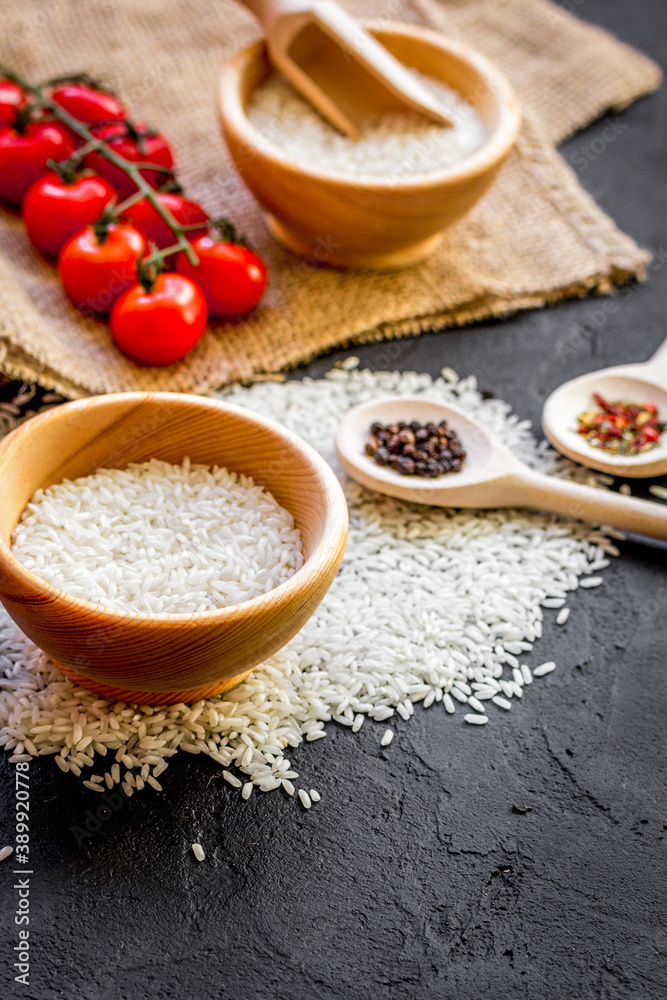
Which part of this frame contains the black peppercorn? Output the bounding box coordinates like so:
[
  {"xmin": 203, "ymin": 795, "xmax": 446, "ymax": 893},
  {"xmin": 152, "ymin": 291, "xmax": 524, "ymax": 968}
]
[{"xmin": 365, "ymin": 418, "xmax": 466, "ymax": 479}]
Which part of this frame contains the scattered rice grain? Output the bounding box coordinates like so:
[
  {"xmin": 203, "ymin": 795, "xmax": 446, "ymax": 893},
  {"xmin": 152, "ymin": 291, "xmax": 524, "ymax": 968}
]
[
  {"xmin": 520, "ymin": 664, "xmax": 533, "ymax": 685},
  {"xmin": 222, "ymin": 770, "xmax": 242, "ymax": 788},
  {"xmin": 491, "ymin": 696, "xmax": 512, "ymax": 711},
  {"xmin": 467, "ymin": 696, "xmax": 486, "ymax": 713},
  {"xmin": 0, "ymin": 367, "xmax": 616, "ymax": 801}
]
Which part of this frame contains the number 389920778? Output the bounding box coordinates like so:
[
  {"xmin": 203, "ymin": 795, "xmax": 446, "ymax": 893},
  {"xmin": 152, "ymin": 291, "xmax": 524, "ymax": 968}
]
[{"xmin": 15, "ymin": 762, "xmax": 30, "ymax": 861}]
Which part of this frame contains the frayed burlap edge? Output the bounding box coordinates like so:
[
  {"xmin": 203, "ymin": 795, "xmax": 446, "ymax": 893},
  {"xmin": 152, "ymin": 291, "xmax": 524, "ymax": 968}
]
[{"xmin": 0, "ymin": 266, "xmax": 647, "ymax": 400}]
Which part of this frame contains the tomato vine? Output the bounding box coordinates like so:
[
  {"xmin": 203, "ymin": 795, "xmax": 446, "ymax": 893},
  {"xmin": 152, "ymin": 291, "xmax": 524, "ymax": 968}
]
[{"xmin": 0, "ymin": 64, "xmax": 199, "ymax": 268}]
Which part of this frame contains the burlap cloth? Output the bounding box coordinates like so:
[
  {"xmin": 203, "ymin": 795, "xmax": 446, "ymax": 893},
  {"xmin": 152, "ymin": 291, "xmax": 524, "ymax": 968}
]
[{"xmin": 0, "ymin": 0, "xmax": 661, "ymax": 397}]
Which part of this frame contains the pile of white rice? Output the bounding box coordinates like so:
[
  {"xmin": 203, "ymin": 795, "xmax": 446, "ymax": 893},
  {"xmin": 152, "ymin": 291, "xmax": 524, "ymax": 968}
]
[
  {"xmin": 0, "ymin": 363, "xmax": 617, "ymax": 803},
  {"xmin": 248, "ymin": 71, "xmax": 487, "ymax": 179},
  {"xmin": 12, "ymin": 459, "xmax": 303, "ymax": 615}
]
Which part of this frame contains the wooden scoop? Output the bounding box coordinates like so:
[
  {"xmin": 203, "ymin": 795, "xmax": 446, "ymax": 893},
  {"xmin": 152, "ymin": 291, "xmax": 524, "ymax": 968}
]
[
  {"xmin": 542, "ymin": 338, "xmax": 667, "ymax": 478},
  {"xmin": 335, "ymin": 397, "xmax": 667, "ymax": 540},
  {"xmin": 237, "ymin": 0, "xmax": 453, "ymax": 138}
]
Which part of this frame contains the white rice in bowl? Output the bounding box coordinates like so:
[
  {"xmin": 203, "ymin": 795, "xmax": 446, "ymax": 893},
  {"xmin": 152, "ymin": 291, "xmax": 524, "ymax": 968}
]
[
  {"xmin": 248, "ymin": 71, "xmax": 487, "ymax": 180},
  {"xmin": 11, "ymin": 458, "xmax": 304, "ymax": 615}
]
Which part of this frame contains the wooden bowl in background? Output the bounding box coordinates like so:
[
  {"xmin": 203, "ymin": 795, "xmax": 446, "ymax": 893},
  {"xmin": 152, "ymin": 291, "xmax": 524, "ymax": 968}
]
[
  {"xmin": 218, "ymin": 21, "xmax": 521, "ymax": 269},
  {"xmin": 0, "ymin": 393, "xmax": 348, "ymax": 704}
]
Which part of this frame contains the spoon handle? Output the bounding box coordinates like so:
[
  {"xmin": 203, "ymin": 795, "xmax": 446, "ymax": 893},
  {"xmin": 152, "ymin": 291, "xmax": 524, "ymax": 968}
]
[
  {"xmin": 646, "ymin": 338, "xmax": 667, "ymax": 382},
  {"xmin": 514, "ymin": 469, "xmax": 667, "ymax": 540}
]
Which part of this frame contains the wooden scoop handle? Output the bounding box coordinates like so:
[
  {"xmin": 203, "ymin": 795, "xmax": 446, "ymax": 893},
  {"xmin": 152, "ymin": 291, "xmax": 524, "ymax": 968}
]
[
  {"xmin": 510, "ymin": 468, "xmax": 667, "ymax": 540},
  {"xmin": 234, "ymin": 0, "xmax": 453, "ymax": 129}
]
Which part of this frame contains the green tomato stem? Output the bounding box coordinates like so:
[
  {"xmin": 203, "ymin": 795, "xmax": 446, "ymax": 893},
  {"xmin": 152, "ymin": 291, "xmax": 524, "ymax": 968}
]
[
  {"xmin": 143, "ymin": 242, "xmax": 186, "ymax": 267},
  {"xmin": 115, "ymin": 189, "xmax": 150, "ymax": 213}
]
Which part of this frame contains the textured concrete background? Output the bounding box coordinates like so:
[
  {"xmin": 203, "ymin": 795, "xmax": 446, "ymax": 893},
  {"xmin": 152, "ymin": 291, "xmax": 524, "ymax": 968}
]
[{"xmin": 0, "ymin": 1, "xmax": 666, "ymax": 997}]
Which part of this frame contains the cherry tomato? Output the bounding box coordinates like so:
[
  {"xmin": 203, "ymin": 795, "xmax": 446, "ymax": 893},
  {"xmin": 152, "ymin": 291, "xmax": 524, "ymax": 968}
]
[
  {"xmin": 0, "ymin": 120, "xmax": 75, "ymax": 205},
  {"xmin": 111, "ymin": 273, "xmax": 207, "ymax": 366},
  {"xmin": 49, "ymin": 82, "xmax": 126, "ymax": 126},
  {"xmin": 22, "ymin": 170, "xmax": 116, "ymax": 258},
  {"xmin": 0, "ymin": 79, "xmax": 26, "ymax": 127},
  {"xmin": 176, "ymin": 235, "xmax": 267, "ymax": 317},
  {"xmin": 123, "ymin": 193, "xmax": 208, "ymax": 250},
  {"xmin": 58, "ymin": 223, "xmax": 147, "ymax": 315},
  {"xmin": 84, "ymin": 121, "xmax": 174, "ymax": 199}
]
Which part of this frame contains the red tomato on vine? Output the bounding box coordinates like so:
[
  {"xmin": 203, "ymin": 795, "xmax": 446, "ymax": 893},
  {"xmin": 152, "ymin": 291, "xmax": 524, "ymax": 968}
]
[
  {"xmin": 175, "ymin": 225, "xmax": 267, "ymax": 318},
  {"xmin": 0, "ymin": 120, "xmax": 75, "ymax": 205},
  {"xmin": 49, "ymin": 79, "xmax": 126, "ymax": 127},
  {"xmin": 22, "ymin": 169, "xmax": 116, "ymax": 257},
  {"xmin": 84, "ymin": 120, "xmax": 174, "ymax": 199},
  {"xmin": 123, "ymin": 192, "xmax": 208, "ymax": 250},
  {"xmin": 111, "ymin": 271, "xmax": 207, "ymax": 366},
  {"xmin": 0, "ymin": 78, "xmax": 26, "ymax": 127},
  {"xmin": 58, "ymin": 222, "xmax": 147, "ymax": 315}
]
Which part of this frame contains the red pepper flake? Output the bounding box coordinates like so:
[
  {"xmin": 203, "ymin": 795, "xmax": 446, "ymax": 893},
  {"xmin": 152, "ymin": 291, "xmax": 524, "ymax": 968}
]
[{"xmin": 576, "ymin": 394, "xmax": 665, "ymax": 456}]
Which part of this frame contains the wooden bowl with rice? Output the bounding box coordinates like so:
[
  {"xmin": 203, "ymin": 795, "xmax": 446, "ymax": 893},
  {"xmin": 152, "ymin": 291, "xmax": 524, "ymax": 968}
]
[
  {"xmin": 0, "ymin": 393, "xmax": 348, "ymax": 704},
  {"xmin": 218, "ymin": 21, "xmax": 521, "ymax": 269}
]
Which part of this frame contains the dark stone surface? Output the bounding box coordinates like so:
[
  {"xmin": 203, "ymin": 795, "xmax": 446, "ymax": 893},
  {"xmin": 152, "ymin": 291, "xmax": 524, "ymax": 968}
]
[{"xmin": 1, "ymin": 2, "xmax": 666, "ymax": 997}]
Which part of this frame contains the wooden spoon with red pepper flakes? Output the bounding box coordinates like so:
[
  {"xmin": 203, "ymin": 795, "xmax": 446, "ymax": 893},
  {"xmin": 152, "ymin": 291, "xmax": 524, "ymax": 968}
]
[
  {"xmin": 542, "ymin": 338, "xmax": 667, "ymax": 478},
  {"xmin": 577, "ymin": 393, "xmax": 664, "ymax": 457}
]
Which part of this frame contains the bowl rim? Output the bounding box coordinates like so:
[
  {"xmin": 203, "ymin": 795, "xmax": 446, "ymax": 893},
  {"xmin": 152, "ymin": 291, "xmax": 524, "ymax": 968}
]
[
  {"xmin": 0, "ymin": 391, "xmax": 349, "ymax": 625},
  {"xmin": 219, "ymin": 20, "xmax": 522, "ymax": 192}
]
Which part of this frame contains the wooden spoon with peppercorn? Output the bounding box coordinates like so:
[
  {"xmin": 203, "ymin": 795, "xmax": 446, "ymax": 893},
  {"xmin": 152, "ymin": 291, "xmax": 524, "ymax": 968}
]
[
  {"xmin": 335, "ymin": 396, "xmax": 667, "ymax": 540},
  {"xmin": 542, "ymin": 338, "xmax": 667, "ymax": 478}
]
